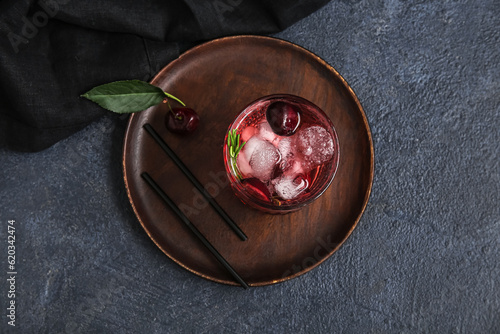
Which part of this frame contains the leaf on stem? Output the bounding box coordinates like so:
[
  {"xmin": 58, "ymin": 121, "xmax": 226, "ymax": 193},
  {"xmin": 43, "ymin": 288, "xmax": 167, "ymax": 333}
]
[{"xmin": 81, "ymin": 80, "xmax": 184, "ymax": 114}]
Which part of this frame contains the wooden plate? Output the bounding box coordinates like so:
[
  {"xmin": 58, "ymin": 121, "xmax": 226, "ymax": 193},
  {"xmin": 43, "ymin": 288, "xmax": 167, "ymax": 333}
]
[{"xmin": 123, "ymin": 35, "xmax": 374, "ymax": 286}]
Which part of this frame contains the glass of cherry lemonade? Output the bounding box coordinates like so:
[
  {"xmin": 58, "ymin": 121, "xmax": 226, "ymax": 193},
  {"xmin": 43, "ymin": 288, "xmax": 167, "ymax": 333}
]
[{"xmin": 224, "ymin": 94, "xmax": 340, "ymax": 214}]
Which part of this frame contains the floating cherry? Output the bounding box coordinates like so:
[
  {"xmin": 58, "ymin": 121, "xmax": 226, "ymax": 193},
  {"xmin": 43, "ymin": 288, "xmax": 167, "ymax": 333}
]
[
  {"xmin": 241, "ymin": 177, "xmax": 271, "ymax": 202},
  {"xmin": 265, "ymin": 101, "xmax": 301, "ymax": 136}
]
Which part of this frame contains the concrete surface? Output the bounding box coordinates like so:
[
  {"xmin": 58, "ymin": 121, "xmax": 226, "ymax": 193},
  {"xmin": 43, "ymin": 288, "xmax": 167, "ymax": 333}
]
[{"xmin": 1, "ymin": 0, "xmax": 499, "ymax": 332}]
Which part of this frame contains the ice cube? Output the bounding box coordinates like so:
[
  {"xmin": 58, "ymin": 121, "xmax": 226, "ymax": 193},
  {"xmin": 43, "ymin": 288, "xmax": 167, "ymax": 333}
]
[
  {"xmin": 284, "ymin": 159, "xmax": 305, "ymax": 177},
  {"xmin": 248, "ymin": 137, "xmax": 281, "ymax": 181},
  {"xmin": 238, "ymin": 136, "xmax": 268, "ymax": 178},
  {"xmin": 241, "ymin": 126, "xmax": 258, "ymax": 142},
  {"xmin": 297, "ymin": 126, "xmax": 334, "ymax": 167},
  {"xmin": 241, "ymin": 136, "xmax": 261, "ymax": 161},
  {"xmin": 236, "ymin": 149, "xmax": 252, "ymax": 177},
  {"xmin": 258, "ymin": 122, "xmax": 280, "ymax": 144},
  {"xmin": 271, "ymin": 136, "xmax": 303, "ymax": 180},
  {"xmin": 277, "ymin": 137, "xmax": 293, "ymax": 158},
  {"xmin": 273, "ymin": 175, "xmax": 309, "ymax": 200}
]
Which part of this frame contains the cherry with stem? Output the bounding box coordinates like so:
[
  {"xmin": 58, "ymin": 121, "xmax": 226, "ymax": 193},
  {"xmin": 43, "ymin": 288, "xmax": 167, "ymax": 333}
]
[{"xmin": 163, "ymin": 97, "xmax": 200, "ymax": 135}]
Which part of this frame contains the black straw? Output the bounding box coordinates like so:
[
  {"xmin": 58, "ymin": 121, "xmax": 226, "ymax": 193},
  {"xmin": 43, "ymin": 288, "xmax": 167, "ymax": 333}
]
[
  {"xmin": 141, "ymin": 172, "xmax": 249, "ymax": 289},
  {"xmin": 143, "ymin": 123, "xmax": 247, "ymax": 241}
]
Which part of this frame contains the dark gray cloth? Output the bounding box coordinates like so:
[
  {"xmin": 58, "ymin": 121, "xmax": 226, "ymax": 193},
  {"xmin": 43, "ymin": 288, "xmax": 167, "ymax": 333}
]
[{"xmin": 0, "ymin": 0, "xmax": 330, "ymax": 151}]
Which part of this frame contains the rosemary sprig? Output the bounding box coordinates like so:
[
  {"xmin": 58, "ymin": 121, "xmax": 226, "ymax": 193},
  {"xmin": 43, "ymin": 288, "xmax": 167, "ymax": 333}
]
[
  {"xmin": 228, "ymin": 129, "xmax": 245, "ymax": 158},
  {"xmin": 227, "ymin": 129, "xmax": 246, "ymax": 179}
]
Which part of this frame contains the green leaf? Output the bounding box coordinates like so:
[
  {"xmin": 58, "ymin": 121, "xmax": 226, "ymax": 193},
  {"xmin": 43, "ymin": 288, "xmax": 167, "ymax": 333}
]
[
  {"xmin": 81, "ymin": 80, "xmax": 172, "ymax": 114},
  {"xmin": 227, "ymin": 129, "xmax": 246, "ymax": 180},
  {"xmin": 233, "ymin": 131, "xmax": 238, "ymax": 148},
  {"xmin": 236, "ymin": 141, "xmax": 245, "ymax": 156}
]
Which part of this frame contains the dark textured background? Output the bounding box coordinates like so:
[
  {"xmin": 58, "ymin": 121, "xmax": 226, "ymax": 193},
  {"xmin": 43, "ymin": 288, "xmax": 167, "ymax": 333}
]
[{"xmin": 1, "ymin": 0, "xmax": 499, "ymax": 333}]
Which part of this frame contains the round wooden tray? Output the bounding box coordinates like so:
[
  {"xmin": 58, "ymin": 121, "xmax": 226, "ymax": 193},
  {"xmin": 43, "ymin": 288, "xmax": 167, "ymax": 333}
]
[{"xmin": 123, "ymin": 35, "xmax": 374, "ymax": 286}]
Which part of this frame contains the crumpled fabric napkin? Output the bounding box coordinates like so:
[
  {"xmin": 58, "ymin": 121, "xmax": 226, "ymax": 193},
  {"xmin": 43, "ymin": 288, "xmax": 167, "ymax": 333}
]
[{"xmin": 0, "ymin": 0, "xmax": 330, "ymax": 152}]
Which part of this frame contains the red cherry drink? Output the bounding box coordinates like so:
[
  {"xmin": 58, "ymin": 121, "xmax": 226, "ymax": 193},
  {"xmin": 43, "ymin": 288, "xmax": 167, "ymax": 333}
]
[{"xmin": 224, "ymin": 94, "xmax": 339, "ymax": 214}]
